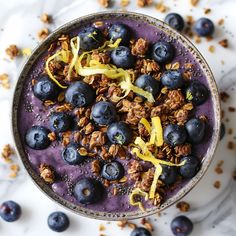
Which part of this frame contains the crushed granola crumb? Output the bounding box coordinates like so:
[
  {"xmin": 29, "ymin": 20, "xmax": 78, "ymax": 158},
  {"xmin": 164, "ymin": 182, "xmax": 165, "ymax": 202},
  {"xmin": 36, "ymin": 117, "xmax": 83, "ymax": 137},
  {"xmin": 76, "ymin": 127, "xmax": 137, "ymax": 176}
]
[
  {"xmin": 0, "ymin": 73, "xmax": 10, "ymax": 89},
  {"xmin": 155, "ymin": 1, "xmax": 169, "ymax": 12},
  {"xmin": 131, "ymin": 38, "xmax": 149, "ymax": 56},
  {"xmin": 99, "ymin": 224, "xmax": 106, "ymax": 231},
  {"xmin": 218, "ymin": 18, "xmax": 224, "ymax": 26},
  {"xmin": 91, "ymin": 160, "xmax": 101, "ymax": 176},
  {"xmin": 220, "ymin": 91, "xmax": 230, "ymax": 102},
  {"xmin": 9, "ymin": 164, "xmax": 20, "ymax": 178},
  {"xmin": 40, "ymin": 13, "xmax": 52, "ymax": 24},
  {"xmin": 190, "ymin": 0, "xmax": 199, "ymax": 6},
  {"xmin": 176, "ymin": 201, "xmax": 190, "ymax": 212},
  {"xmin": 204, "ymin": 8, "xmax": 211, "ymax": 14},
  {"xmin": 141, "ymin": 218, "xmax": 154, "ymax": 231},
  {"xmin": 219, "ymin": 39, "xmax": 228, "ymax": 48},
  {"xmin": 1, "ymin": 144, "xmax": 14, "ymax": 163},
  {"xmin": 228, "ymin": 106, "xmax": 236, "ymax": 112},
  {"xmin": 227, "ymin": 141, "xmax": 234, "ymax": 149},
  {"xmin": 38, "ymin": 28, "xmax": 50, "ymax": 40},
  {"xmin": 39, "ymin": 163, "xmax": 55, "ymax": 183},
  {"xmin": 213, "ymin": 180, "xmax": 221, "ymax": 189},
  {"xmin": 120, "ymin": 0, "xmax": 130, "ymax": 7},
  {"xmin": 99, "ymin": 0, "xmax": 110, "ymax": 7},
  {"xmin": 48, "ymin": 132, "xmax": 57, "ymax": 141},
  {"xmin": 137, "ymin": 0, "xmax": 153, "ymax": 7},
  {"xmin": 5, "ymin": 45, "xmax": 20, "ymax": 59},
  {"xmin": 208, "ymin": 45, "xmax": 215, "ymax": 53}
]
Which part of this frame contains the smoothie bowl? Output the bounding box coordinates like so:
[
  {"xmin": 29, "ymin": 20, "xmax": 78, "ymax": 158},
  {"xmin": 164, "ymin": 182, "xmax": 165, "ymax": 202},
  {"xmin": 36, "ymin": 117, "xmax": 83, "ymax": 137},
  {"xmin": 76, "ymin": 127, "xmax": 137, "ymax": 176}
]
[{"xmin": 12, "ymin": 12, "xmax": 220, "ymax": 220}]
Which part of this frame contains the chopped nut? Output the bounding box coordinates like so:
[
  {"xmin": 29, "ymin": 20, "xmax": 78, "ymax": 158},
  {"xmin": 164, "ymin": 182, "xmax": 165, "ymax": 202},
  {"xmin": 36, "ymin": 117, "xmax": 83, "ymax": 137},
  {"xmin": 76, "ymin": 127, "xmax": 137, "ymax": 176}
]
[
  {"xmin": 139, "ymin": 169, "xmax": 154, "ymax": 192},
  {"xmin": 74, "ymin": 131, "xmax": 82, "ymax": 142},
  {"xmin": 38, "ymin": 28, "xmax": 49, "ymax": 40},
  {"xmin": 40, "ymin": 13, "xmax": 52, "ymax": 24},
  {"xmin": 48, "ymin": 132, "xmax": 57, "ymax": 141},
  {"xmin": 0, "ymin": 73, "xmax": 10, "ymax": 89},
  {"xmin": 137, "ymin": 0, "xmax": 152, "ymax": 7},
  {"xmin": 131, "ymin": 38, "xmax": 149, "ymax": 56},
  {"xmin": 219, "ymin": 39, "xmax": 228, "ymax": 48},
  {"xmin": 208, "ymin": 45, "xmax": 215, "ymax": 53},
  {"xmin": 39, "ymin": 164, "xmax": 55, "ymax": 183},
  {"xmin": 1, "ymin": 144, "xmax": 14, "ymax": 163},
  {"xmin": 213, "ymin": 180, "xmax": 221, "ymax": 189},
  {"xmin": 5, "ymin": 45, "xmax": 19, "ymax": 59},
  {"xmin": 195, "ymin": 36, "xmax": 201, "ymax": 44},
  {"xmin": 190, "ymin": 0, "xmax": 199, "ymax": 6},
  {"xmin": 91, "ymin": 160, "xmax": 101, "ymax": 176},
  {"xmin": 99, "ymin": 0, "xmax": 110, "ymax": 7},
  {"xmin": 78, "ymin": 147, "xmax": 88, "ymax": 156},
  {"xmin": 176, "ymin": 201, "xmax": 190, "ymax": 212}
]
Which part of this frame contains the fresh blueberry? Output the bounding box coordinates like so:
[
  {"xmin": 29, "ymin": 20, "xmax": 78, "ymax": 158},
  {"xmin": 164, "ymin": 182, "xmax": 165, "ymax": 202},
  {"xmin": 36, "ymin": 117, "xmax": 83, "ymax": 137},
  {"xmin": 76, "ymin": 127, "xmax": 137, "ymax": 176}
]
[
  {"xmin": 180, "ymin": 156, "xmax": 200, "ymax": 178},
  {"xmin": 111, "ymin": 46, "xmax": 136, "ymax": 69},
  {"xmin": 50, "ymin": 112, "xmax": 72, "ymax": 133},
  {"xmin": 160, "ymin": 165, "xmax": 178, "ymax": 185},
  {"xmin": 0, "ymin": 201, "xmax": 21, "ymax": 222},
  {"xmin": 220, "ymin": 122, "xmax": 225, "ymax": 140},
  {"xmin": 74, "ymin": 178, "xmax": 104, "ymax": 204},
  {"xmin": 78, "ymin": 26, "xmax": 104, "ymax": 51},
  {"xmin": 92, "ymin": 101, "xmax": 117, "ymax": 125},
  {"xmin": 65, "ymin": 81, "xmax": 95, "ymax": 108},
  {"xmin": 62, "ymin": 143, "xmax": 84, "ymax": 165},
  {"xmin": 171, "ymin": 215, "xmax": 193, "ymax": 236},
  {"xmin": 164, "ymin": 124, "xmax": 187, "ymax": 147},
  {"xmin": 164, "ymin": 13, "xmax": 185, "ymax": 31},
  {"xmin": 194, "ymin": 17, "xmax": 215, "ymax": 37},
  {"xmin": 152, "ymin": 41, "xmax": 175, "ymax": 64},
  {"xmin": 108, "ymin": 23, "xmax": 131, "ymax": 45},
  {"xmin": 47, "ymin": 211, "xmax": 70, "ymax": 232},
  {"xmin": 160, "ymin": 70, "xmax": 184, "ymax": 89},
  {"xmin": 185, "ymin": 118, "xmax": 205, "ymax": 144},
  {"xmin": 130, "ymin": 227, "xmax": 151, "ymax": 236},
  {"xmin": 33, "ymin": 75, "xmax": 61, "ymax": 101},
  {"xmin": 101, "ymin": 161, "xmax": 124, "ymax": 181},
  {"xmin": 135, "ymin": 74, "xmax": 160, "ymax": 97},
  {"xmin": 186, "ymin": 81, "xmax": 209, "ymax": 105},
  {"xmin": 107, "ymin": 122, "xmax": 132, "ymax": 145},
  {"xmin": 25, "ymin": 126, "xmax": 51, "ymax": 150}
]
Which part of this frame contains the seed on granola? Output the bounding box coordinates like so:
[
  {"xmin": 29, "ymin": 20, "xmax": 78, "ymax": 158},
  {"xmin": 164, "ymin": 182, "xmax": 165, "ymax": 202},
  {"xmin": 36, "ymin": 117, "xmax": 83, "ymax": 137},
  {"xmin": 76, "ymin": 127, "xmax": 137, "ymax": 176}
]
[
  {"xmin": 213, "ymin": 180, "xmax": 221, "ymax": 189},
  {"xmin": 39, "ymin": 163, "xmax": 55, "ymax": 183},
  {"xmin": 40, "ymin": 13, "xmax": 52, "ymax": 24},
  {"xmin": 5, "ymin": 45, "xmax": 19, "ymax": 59},
  {"xmin": 176, "ymin": 201, "xmax": 190, "ymax": 212}
]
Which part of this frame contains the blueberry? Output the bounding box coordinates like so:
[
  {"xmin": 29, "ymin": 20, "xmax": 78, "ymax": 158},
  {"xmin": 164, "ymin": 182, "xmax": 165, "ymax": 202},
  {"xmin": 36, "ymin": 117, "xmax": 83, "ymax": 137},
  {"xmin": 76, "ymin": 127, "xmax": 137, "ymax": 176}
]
[
  {"xmin": 135, "ymin": 74, "xmax": 160, "ymax": 97},
  {"xmin": 108, "ymin": 23, "xmax": 131, "ymax": 45},
  {"xmin": 160, "ymin": 70, "xmax": 184, "ymax": 89},
  {"xmin": 62, "ymin": 143, "xmax": 84, "ymax": 165},
  {"xmin": 78, "ymin": 26, "xmax": 103, "ymax": 51},
  {"xmin": 185, "ymin": 118, "xmax": 205, "ymax": 144},
  {"xmin": 152, "ymin": 41, "xmax": 175, "ymax": 64},
  {"xmin": 47, "ymin": 211, "xmax": 70, "ymax": 232},
  {"xmin": 65, "ymin": 81, "xmax": 95, "ymax": 108},
  {"xmin": 180, "ymin": 156, "xmax": 200, "ymax": 178},
  {"xmin": 111, "ymin": 46, "xmax": 136, "ymax": 69},
  {"xmin": 160, "ymin": 165, "xmax": 178, "ymax": 185},
  {"xmin": 92, "ymin": 101, "xmax": 117, "ymax": 125},
  {"xmin": 0, "ymin": 201, "xmax": 21, "ymax": 222},
  {"xmin": 220, "ymin": 122, "xmax": 225, "ymax": 140},
  {"xmin": 186, "ymin": 81, "xmax": 209, "ymax": 105},
  {"xmin": 164, "ymin": 124, "xmax": 187, "ymax": 147},
  {"xmin": 74, "ymin": 178, "xmax": 104, "ymax": 204},
  {"xmin": 130, "ymin": 227, "xmax": 151, "ymax": 236},
  {"xmin": 25, "ymin": 126, "xmax": 51, "ymax": 150},
  {"xmin": 101, "ymin": 161, "xmax": 124, "ymax": 181},
  {"xmin": 33, "ymin": 75, "xmax": 61, "ymax": 101},
  {"xmin": 194, "ymin": 17, "xmax": 215, "ymax": 37},
  {"xmin": 171, "ymin": 215, "xmax": 193, "ymax": 236},
  {"xmin": 50, "ymin": 112, "xmax": 72, "ymax": 133},
  {"xmin": 107, "ymin": 122, "xmax": 132, "ymax": 145},
  {"xmin": 164, "ymin": 13, "xmax": 185, "ymax": 31}
]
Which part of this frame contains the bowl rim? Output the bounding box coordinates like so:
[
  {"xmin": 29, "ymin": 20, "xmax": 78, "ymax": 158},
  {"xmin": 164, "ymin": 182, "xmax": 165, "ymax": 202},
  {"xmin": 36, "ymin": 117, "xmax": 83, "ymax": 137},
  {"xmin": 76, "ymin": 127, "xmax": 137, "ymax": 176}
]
[{"xmin": 11, "ymin": 11, "xmax": 221, "ymax": 220}]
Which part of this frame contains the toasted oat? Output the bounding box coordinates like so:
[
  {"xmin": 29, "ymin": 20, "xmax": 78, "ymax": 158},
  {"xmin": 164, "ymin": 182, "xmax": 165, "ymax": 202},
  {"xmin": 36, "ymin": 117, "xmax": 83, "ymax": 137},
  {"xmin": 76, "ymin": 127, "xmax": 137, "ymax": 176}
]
[
  {"xmin": 218, "ymin": 18, "xmax": 224, "ymax": 26},
  {"xmin": 186, "ymin": 16, "xmax": 195, "ymax": 25},
  {"xmin": 136, "ymin": 58, "xmax": 160, "ymax": 74},
  {"xmin": 213, "ymin": 180, "xmax": 221, "ymax": 189},
  {"xmin": 190, "ymin": 0, "xmax": 199, "ymax": 7},
  {"xmin": 0, "ymin": 73, "xmax": 10, "ymax": 89},
  {"xmin": 84, "ymin": 123, "xmax": 94, "ymax": 135},
  {"xmin": 208, "ymin": 45, "xmax": 215, "ymax": 53},
  {"xmin": 1, "ymin": 144, "xmax": 14, "ymax": 163},
  {"xmin": 39, "ymin": 163, "xmax": 55, "ymax": 183},
  {"xmin": 137, "ymin": 0, "xmax": 152, "ymax": 7},
  {"xmin": 5, "ymin": 45, "xmax": 19, "ymax": 59},
  {"xmin": 99, "ymin": 0, "xmax": 110, "ymax": 7},
  {"xmin": 219, "ymin": 39, "xmax": 228, "ymax": 48},
  {"xmin": 176, "ymin": 201, "xmax": 190, "ymax": 212},
  {"xmin": 155, "ymin": 1, "xmax": 169, "ymax": 13},
  {"xmin": 120, "ymin": 0, "xmax": 130, "ymax": 7},
  {"xmin": 166, "ymin": 89, "xmax": 185, "ymax": 110},
  {"xmin": 38, "ymin": 28, "xmax": 50, "ymax": 40},
  {"xmin": 131, "ymin": 38, "xmax": 149, "ymax": 56},
  {"xmin": 40, "ymin": 13, "xmax": 52, "ymax": 24}
]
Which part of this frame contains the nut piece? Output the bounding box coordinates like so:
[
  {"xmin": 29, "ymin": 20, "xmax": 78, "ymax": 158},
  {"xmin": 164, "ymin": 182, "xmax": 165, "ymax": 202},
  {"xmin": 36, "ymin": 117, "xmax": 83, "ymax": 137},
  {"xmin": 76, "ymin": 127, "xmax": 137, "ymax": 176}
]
[
  {"xmin": 39, "ymin": 164, "xmax": 55, "ymax": 183},
  {"xmin": 176, "ymin": 201, "xmax": 190, "ymax": 212},
  {"xmin": 131, "ymin": 38, "xmax": 149, "ymax": 56},
  {"xmin": 5, "ymin": 45, "xmax": 19, "ymax": 59}
]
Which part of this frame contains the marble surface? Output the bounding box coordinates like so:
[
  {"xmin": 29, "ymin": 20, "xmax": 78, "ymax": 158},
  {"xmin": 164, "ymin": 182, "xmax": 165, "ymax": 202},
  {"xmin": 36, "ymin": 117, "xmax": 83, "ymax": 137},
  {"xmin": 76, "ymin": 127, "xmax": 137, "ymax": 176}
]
[{"xmin": 0, "ymin": 0, "xmax": 236, "ymax": 235}]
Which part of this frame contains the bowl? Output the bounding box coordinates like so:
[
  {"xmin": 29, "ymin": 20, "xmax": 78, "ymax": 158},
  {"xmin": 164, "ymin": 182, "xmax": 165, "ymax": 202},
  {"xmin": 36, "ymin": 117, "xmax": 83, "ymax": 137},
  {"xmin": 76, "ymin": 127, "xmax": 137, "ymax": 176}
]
[{"xmin": 12, "ymin": 11, "xmax": 221, "ymax": 220}]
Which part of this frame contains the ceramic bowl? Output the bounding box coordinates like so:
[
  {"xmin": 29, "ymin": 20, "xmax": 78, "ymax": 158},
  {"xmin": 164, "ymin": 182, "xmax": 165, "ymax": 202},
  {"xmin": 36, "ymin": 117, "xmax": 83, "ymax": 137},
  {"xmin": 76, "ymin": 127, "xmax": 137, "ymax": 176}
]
[{"xmin": 12, "ymin": 11, "xmax": 221, "ymax": 220}]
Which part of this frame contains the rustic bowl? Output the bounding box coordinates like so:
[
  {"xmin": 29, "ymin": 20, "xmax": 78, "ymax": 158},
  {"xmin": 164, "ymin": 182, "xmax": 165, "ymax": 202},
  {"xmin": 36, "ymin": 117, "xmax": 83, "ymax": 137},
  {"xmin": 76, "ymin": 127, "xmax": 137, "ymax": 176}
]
[{"xmin": 12, "ymin": 11, "xmax": 221, "ymax": 220}]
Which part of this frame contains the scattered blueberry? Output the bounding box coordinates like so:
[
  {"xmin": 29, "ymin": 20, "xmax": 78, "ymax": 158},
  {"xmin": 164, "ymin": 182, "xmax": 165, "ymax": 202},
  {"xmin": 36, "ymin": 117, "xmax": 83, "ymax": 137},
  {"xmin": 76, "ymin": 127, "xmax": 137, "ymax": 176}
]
[
  {"xmin": 185, "ymin": 118, "xmax": 205, "ymax": 144},
  {"xmin": 135, "ymin": 74, "xmax": 160, "ymax": 97},
  {"xmin": 130, "ymin": 227, "xmax": 151, "ymax": 236},
  {"xmin": 180, "ymin": 156, "xmax": 200, "ymax": 178},
  {"xmin": 101, "ymin": 161, "xmax": 124, "ymax": 181},
  {"xmin": 111, "ymin": 46, "xmax": 136, "ymax": 69},
  {"xmin": 65, "ymin": 81, "xmax": 95, "ymax": 108},
  {"xmin": 50, "ymin": 112, "xmax": 72, "ymax": 133},
  {"xmin": 74, "ymin": 178, "xmax": 103, "ymax": 204},
  {"xmin": 160, "ymin": 165, "xmax": 178, "ymax": 185},
  {"xmin": 0, "ymin": 201, "xmax": 21, "ymax": 222},
  {"xmin": 108, "ymin": 23, "xmax": 131, "ymax": 45},
  {"xmin": 33, "ymin": 75, "xmax": 61, "ymax": 101},
  {"xmin": 194, "ymin": 17, "xmax": 215, "ymax": 37},
  {"xmin": 107, "ymin": 122, "xmax": 132, "ymax": 145},
  {"xmin": 186, "ymin": 81, "xmax": 209, "ymax": 105},
  {"xmin": 25, "ymin": 126, "xmax": 51, "ymax": 150},
  {"xmin": 220, "ymin": 122, "xmax": 225, "ymax": 140},
  {"xmin": 92, "ymin": 101, "xmax": 117, "ymax": 125},
  {"xmin": 160, "ymin": 70, "xmax": 184, "ymax": 89},
  {"xmin": 171, "ymin": 215, "xmax": 193, "ymax": 236},
  {"xmin": 164, "ymin": 13, "xmax": 185, "ymax": 31},
  {"xmin": 152, "ymin": 41, "xmax": 175, "ymax": 64},
  {"xmin": 47, "ymin": 211, "xmax": 70, "ymax": 232},
  {"xmin": 62, "ymin": 143, "xmax": 84, "ymax": 165},
  {"xmin": 164, "ymin": 124, "xmax": 187, "ymax": 147},
  {"xmin": 78, "ymin": 26, "xmax": 104, "ymax": 51}
]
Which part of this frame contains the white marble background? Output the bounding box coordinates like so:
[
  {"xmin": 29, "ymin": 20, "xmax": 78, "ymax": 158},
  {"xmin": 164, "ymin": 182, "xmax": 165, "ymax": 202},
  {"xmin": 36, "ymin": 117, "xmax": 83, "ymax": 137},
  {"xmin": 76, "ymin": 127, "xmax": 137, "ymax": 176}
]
[{"xmin": 0, "ymin": 0, "xmax": 236, "ymax": 235}]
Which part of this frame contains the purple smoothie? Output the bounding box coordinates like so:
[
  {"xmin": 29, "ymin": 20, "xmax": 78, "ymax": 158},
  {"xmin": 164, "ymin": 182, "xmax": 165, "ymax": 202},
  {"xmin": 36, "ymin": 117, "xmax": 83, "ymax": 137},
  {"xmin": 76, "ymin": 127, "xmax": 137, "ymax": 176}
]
[{"xmin": 18, "ymin": 17, "xmax": 215, "ymax": 213}]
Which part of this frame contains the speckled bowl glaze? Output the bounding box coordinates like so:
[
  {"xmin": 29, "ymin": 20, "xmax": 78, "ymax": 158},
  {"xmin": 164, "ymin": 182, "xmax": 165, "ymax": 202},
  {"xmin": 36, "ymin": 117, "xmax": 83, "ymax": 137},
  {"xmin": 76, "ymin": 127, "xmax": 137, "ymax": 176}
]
[{"xmin": 12, "ymin": 12, "xmax": 221, "ymax": 220}]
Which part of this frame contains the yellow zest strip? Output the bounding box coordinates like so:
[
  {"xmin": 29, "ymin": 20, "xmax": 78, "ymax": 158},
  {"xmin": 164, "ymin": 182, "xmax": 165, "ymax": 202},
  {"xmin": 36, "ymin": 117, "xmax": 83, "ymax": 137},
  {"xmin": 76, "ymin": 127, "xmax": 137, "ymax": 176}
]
[
  {"xmin": 149, "ymin": 117, "xmax": 163, "ymax": 147},
  {"xmin": 140, "ymin": 118, "xmax": 151, "ymax": 134},
  {"xmin": 149, "ymin": 164, "xmax": 162, "ymax": 199},
  {"xmin": 129, "ymin": 188, "xmax": 149, "ymax": 212}
]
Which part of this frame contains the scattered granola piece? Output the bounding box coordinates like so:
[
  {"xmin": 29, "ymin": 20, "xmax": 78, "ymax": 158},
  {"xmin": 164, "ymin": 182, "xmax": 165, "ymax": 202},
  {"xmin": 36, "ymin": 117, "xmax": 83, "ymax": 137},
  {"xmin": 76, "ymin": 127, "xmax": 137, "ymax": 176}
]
[
  {"xmin": 91, "ymin": 160, "xmax": 101, "ymax": 176},
  {"xmin": 137, "ymin": 0, "xmax": 153, "ymax": 7},
  {"xmin": 1, "ymin": 144, "xmax": 14, "ymax": 163},
  {"xmin": 141, "ymin": 218, "xmax": 154, "ymax": 231},
  {"xmin": 194, "ymin": 35, "xmax": 201, "ymax": 44},
  {"xmin": 204, "ymin": 8, "xmax": 211, "ymax": 14},
  {"xmin": 40, "ymin": 13, "xmax": 52, "ymax": 24},
  {"xmin": 213, "ymin": 180, "xmax": 221, "ymax": 189},
  {"xmin": 5, "ymin": 45, "xmax": 20, "ymax": 59},
  {"xmin": 176, "ymin": 201, "xmax": 190, "ymax": 212},
  {"xmin": 99, "ymin": 224, "xmax": 106, "ymax": 231},
  {"xmin": 206, "ymin": 36, "xmax": 213, "ymax": 42},
  {"xmin": 155, "ymin": 0, "xmax": 169, "ymax": 13},
  {"xmin": 38, "ymin": 28, "xmax": 50, "ymax": 40},
  {"xmin": 228, "ymin": 128, "xmax": 233, "ymax": 135},
  {"xmin": 39, "ymin": 163, "xmax": 55, "ymax": 183},
  {"xmin": 0, "ymin": 73, "xmax": 10, "ymax": 89},
  {"xmin": 131, "ymin": 38, "xmax": 149, "ymax": 56},
  {"xmin": 9, "ymin": 164, "xmax": 20, "ymax": 178},
  {"xmin": 117, "ymin": 220, "xmax": 128, "ymax": 228},
  {"xmin": 190, "ymin": 0, "xmax": 199, "ymax": 7},
  {"xmin": 48, "ymin": 132, "xmax": 57, "ymax": 141},
  {"xmin": 99, "ymin": 0, "xmax": 110, "ymax": 7},
  {"xmin": 219, "ymin": 39, "xmax": 228, "ymax": 48},
  {"xmin": 218, "ymin": 18, "xmax": 224, "ymax": 26},
  {"xmin": 227, "ymin": 141, "xmax": 234, "ymax": 150},
  {"xmin": 228, "ymin": 106, "xmax": 236, "ymax": 112},
  {"xmin": 22, "ymin": 48, "xmax": 32, "ymax": 56},
  {"xmin": 220, "ymin": 91, "xmax": 230, "ymax": 102},
  {"xmin": 120, "ymin": 0, "xmax": 130, "ymax": 7},
  {"xmin": 208, "ymin": 45, "xmax": 215, "ymax": 53}
]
